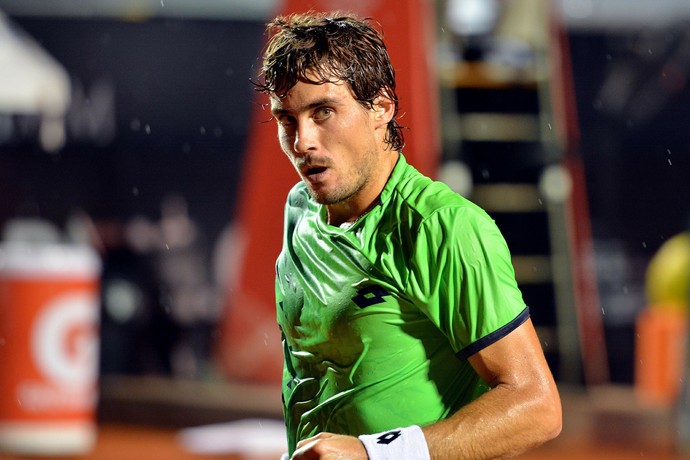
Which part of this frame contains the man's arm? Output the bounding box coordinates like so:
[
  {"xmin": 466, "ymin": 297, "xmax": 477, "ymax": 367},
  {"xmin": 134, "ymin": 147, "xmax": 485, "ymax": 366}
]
[
  {"xmin": 422, "ymin": 317, "xmax": 562, "ymax": 459},
  {"xmin": 291, "ymin": 318, "xmax": 562, "ymax": 459}
]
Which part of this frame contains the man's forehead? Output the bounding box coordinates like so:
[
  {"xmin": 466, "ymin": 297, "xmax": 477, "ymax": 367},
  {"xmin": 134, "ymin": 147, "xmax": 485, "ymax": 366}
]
[{"xmin": 269, "ymin": 79, "xmax": 351, "ymax": 111}]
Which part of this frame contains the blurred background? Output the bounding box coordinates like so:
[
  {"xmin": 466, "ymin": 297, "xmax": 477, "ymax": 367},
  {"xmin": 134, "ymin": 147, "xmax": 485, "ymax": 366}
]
[{"xmin": 0, "ymin": 0, "xmax": 689, "ymax": 458}]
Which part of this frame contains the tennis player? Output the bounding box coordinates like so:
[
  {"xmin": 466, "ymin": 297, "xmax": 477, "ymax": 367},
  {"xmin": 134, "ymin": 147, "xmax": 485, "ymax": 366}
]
[{"xmin": 257, "ymin": 11, "xmax": 562, "ymax": 459}]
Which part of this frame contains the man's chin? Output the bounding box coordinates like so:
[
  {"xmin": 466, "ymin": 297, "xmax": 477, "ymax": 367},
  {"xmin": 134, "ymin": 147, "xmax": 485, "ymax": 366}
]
[
  {"xmin": 307, "ymin": 186, "xmax": 343, "ymax": 206},
  {"xmin": 309, "ymin": 191, "xmax": 333, "ymax": 205}
]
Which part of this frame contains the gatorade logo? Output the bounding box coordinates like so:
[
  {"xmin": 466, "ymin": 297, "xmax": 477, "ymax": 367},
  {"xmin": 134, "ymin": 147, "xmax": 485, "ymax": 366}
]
[{"xmin": 31, "ymin": 292, "xmax": 99, "ymax": 388}]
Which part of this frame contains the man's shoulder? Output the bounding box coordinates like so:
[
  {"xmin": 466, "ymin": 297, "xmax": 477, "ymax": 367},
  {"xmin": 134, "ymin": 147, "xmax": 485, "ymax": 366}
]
[
  {"xmin": 392, "ymin": 163, "xmax": 482, "ymax": 221},
  {"xmin": 285, "ymin": 181, "xmax": 312, "ymax": 210}
]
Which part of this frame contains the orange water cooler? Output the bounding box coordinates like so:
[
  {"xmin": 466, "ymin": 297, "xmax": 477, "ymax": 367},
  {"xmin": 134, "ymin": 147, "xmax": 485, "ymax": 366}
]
[{"xmin": 0, "ymin": 242, "xmax": 101, "ymax": 455}]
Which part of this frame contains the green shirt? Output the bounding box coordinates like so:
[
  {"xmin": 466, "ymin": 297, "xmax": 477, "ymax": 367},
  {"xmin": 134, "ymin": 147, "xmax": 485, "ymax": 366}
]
[{"xmin": 275, "ymin": 154, "xmax": 528, "ymax": 454}]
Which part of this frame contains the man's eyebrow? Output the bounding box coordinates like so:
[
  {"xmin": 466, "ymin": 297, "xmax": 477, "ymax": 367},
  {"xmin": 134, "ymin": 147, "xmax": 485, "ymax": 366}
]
[
  {"xmin": 271, "ymin": 97, "xmax": 340, "ymax": 116},
  {"xmin": 271, "ymin": 106, "xmax": 289, "ymax": 117}
]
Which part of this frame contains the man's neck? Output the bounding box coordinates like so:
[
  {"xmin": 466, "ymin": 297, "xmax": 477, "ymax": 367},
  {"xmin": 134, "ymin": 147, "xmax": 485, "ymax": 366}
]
[{"xmin": 326, "ymin": 152, "xmax": 399, "ymax": 227}]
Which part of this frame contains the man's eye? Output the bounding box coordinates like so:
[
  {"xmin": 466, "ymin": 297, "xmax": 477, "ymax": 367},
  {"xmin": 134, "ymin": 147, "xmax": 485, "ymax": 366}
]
[
  {"xmin": 313, "ymin": 108, "xmax": 332, "ymax": 121},
  {"xmin": 276, "ymin": 116, "xmax": 295, "ymax": 127}
]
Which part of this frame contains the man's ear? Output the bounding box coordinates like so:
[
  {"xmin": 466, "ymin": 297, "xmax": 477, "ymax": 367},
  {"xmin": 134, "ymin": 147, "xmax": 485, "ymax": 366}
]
[{"xmin": 372, "ymin": 95, "xmax": 395, "ymax": 128}]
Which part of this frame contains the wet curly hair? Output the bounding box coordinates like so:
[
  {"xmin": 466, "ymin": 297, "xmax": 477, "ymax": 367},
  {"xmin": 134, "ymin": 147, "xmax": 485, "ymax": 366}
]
[{"xmin": 255, "ymin": 11, "xmax": 405, "ymax": 152}]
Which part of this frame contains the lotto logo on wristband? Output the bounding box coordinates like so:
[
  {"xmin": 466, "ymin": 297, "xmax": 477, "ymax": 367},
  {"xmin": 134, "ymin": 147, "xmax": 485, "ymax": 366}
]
[
  {"xmin": 359, "ymin": 425, "xmax": 430, "ymax": 460},
  {"xmin": 377, "ymin": 430, "xmax": 402, "ymax": 445}
]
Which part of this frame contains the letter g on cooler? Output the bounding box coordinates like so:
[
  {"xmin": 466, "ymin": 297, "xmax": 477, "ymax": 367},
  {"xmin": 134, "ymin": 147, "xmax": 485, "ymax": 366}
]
[{"xmin": 32, "ymin": 292, "xmax": 99, "ymax": 389}]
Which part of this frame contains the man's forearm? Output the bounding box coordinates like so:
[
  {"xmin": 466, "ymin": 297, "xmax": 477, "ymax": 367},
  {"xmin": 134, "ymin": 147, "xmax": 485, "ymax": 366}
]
[{"xmin": 422, "ymin": 380, "xmax": 562, "ymax": 460}]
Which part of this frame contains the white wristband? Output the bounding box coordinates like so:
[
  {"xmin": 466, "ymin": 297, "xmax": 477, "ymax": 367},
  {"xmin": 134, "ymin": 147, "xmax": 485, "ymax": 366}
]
[{"xmin": 358, "ymin": 425, "xmax": 430, "ymax": 460}]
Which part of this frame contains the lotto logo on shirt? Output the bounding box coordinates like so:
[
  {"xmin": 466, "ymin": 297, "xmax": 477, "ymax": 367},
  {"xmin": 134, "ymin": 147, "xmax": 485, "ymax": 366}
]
[{"xmin": 352, "ymin": 285, "xmax": 391, "ymax": 308}]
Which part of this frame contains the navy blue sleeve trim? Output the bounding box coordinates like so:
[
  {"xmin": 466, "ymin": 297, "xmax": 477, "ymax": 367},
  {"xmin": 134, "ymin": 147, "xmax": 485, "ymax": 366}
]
[{"xmin": 456, "ymin": 307, "xmax": 531, "ymax": 360}]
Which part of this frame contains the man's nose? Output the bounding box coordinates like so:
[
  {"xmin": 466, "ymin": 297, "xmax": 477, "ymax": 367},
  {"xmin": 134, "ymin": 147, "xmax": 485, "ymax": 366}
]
[{"xmin": 293, "ymin": 121, "xmax": 317, "ymax": 154}]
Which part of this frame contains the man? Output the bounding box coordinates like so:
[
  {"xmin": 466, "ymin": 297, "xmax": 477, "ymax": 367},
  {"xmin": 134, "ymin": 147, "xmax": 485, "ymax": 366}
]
[{"xmin": 256, "ymin": 11, "xmax": 562, "ymax": 459}]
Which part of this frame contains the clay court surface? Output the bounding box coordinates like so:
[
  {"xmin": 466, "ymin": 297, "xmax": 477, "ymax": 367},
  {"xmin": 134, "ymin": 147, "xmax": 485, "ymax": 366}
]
[{"xmin": 1, "ymin": 385, "xmax": 687, "ymax": 460}]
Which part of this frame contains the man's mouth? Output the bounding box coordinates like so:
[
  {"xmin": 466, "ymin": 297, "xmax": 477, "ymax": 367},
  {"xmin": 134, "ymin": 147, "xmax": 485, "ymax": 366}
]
[
  {"xmin": 303, "ymin": 165, "xmax": 328, "ymax": 182},
  {"xmin": 307, "ymin": 166, "xmax": 326, "ymax": 175}
]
